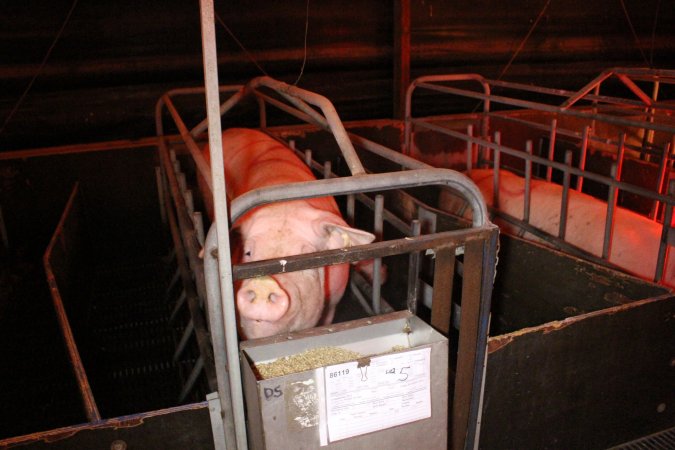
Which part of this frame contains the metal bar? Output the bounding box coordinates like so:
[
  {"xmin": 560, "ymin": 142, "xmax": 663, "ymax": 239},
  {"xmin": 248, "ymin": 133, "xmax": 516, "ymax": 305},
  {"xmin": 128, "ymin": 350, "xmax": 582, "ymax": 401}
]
[
  {"xmin": 231, "ymin": 227, "xmax": 495, "ymax": 281},
  {"xmin": 560, "ymin": 69, "xmax": 615, "ymax": 109},
  {"xmin": 169, "ymin": 289, "xmax": 187, "ymax": 325},
  {"xmin": 602, "ymin": 163, "xmax": 619, "ymax": 259},
  {"xmin": 616, "ymin": 73, "xmax": 654, "ymax": 107},
  {"xmin": 492, "ymin": 132, "xmax": 501, "ymax": 209},
  {"xmin": 248, "ymin": 76, "xmax": 366, "ymax": 176},
  {"xmin": 545, "ymin": 119, "xmax": 558, "ymax": 182},
  {"xmin": 465, "ymin": 231, "xmax": 498, "ymax": 450},
  {"xmin": 193, "ymin": 211, "xmax": 205, "ymax": 247},
  {"xmin": 393, "ymin": 0, "xmax": 411, "ymax": 119},
  {"xmin": 430, "ymin": 246, "xmax": 456, "ymax": 335},
  {"xmin": 174, "ymin": 319, "xmax": 195, "ymax": 363},
  {"xmin": 158, "ymin": 138, "xmax": 224, "ymax": 431},
  {"xmin": 650, "ymin": 141, "xmax": 671, "ymax": 220},
  {"xmin": 190, "ymin": 87, "xmax": 246, "ymax": 137},
  {"xmin": 0, "ymin": 135, "xmax": 171, "ymax": 161},
  {"xmin": 43, "ymin": 184, "xmax": 101, "ymax": 422},
  {"xmin": 577, "ymin": 126, "xmax": 590, "ymax": 191},
  {"xmin": 404, "ymin": 73, "xmax": 491, "ymax": 156},
  {"xmin": 372, "ymin": 195, "xmax": 384, "ymax": 314},
  {"xmin": 412, "ymin": 80, "xmax": 675, "ymax": 135},
  {"xmin": 452, "ymin": 237, "xmax": 493, "ymax": 450},
  {"xmin": 409, "ymin": 118, "xmax": 675, "ymax": 206},
  {"xmin": 406, "ymin": 220, "xmax": 421, "ymax": 314},
  {"xmin": 559, "ymin": 150, "xmax": 573, "ymax": 240},
  {"xmin": 198, "ymin": 0, "xmax": 244, "ymax": 448},
  {"xmin": 655, "ymin": 180, "xmax": 675, "ymax": 282},
  {"xmin": 229, "ymin": 168, "xmax": 489, "ymax": 228},
  {"xmin": 483, "ymin": 110, "xmax": 656, "ymax": 158},
  {"xmin": 523, "ymin": 140, "xmax": 533, "ymax": 223},
  {"xmin": 155, "ymin": 166, "xmax": 167, "ymax": 224},
  {"xmin": 466, "ymin": 124, "xmax": 474, "ymax": 173},
  {"xmin": 179, "ymin": 355, "xmax": 205, "ymax": 404},
  {"xmin": 161, "ymin": 94, "xmax": 213, "ymax": 193}
]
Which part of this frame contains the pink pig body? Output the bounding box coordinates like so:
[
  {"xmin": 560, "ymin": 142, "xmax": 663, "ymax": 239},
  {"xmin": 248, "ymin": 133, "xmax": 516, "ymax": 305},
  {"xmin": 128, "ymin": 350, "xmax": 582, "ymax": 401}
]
[
  {"xmin": 441, "ymin": 168, "xmax": 674, "ymax": 287},
  {"xmin": 201, "ymin": 128, "xmax": 374, "ymax": 339}
]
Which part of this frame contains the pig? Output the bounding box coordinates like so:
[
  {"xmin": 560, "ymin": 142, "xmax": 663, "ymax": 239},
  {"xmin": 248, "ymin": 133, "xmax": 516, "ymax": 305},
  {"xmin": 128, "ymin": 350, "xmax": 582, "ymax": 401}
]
[
  {"xmin": 200, "ymin": 128, "xmax": 375, "ymax": 339},
  {"xmin": 440, "ymin": 168, "xmax": 674, "ymax": 287}
]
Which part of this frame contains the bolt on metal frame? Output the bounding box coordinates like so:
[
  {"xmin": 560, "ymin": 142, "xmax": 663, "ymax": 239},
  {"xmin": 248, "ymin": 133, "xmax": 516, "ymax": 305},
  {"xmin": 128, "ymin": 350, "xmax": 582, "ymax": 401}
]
[{"xmin": 404, "ymin": 68, "xmax": 675, "ymax": 284}]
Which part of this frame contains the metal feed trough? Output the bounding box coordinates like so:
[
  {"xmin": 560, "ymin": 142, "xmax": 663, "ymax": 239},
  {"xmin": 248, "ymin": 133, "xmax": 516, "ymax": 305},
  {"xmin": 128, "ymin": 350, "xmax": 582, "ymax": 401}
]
[{"xmin": 155, "ymin": 76, "xmax": 499, "ymax": 449}]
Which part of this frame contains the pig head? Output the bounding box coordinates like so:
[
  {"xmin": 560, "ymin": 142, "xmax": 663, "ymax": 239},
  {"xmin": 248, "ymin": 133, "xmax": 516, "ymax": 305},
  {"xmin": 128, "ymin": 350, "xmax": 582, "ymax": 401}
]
[
  {"xmin": 200, "ymin": 128, "xmax": 375, "ymax": 339},
  {"xmin": 441, "ymin": 168, "xmax": 674, "ymax": 287}
]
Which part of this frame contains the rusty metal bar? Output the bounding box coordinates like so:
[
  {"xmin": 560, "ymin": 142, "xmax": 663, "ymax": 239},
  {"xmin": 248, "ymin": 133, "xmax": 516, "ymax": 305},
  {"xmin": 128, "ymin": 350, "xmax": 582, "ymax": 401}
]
[
  {"xmin": 43, "ymin": 184, "xmax": 101, "ymax": 423},
  {"xmin": 430, "ymin": 246, "xmax": 456, "ymax": 335},
  {"xmin": 407, "ymin": 219, "xmax": 422, "ymax": 314},
  {"xmin": 452, "ymin": 234, "xmax": 497, "ymax": 450}
]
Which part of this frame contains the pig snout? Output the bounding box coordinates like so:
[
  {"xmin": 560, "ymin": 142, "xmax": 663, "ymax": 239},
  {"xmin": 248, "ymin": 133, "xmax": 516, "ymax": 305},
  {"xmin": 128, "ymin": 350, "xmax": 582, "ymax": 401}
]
[{"xmin": 236, "ymin": 276, "xmax": 290, "ymax": 323}]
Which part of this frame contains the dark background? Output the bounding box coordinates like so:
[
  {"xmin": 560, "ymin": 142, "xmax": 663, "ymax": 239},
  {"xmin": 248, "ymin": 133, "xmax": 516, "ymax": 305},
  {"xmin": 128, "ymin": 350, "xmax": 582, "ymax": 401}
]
[{"xmin": 1, "ymin": 0, "xmax": 673, "ymax": 150}]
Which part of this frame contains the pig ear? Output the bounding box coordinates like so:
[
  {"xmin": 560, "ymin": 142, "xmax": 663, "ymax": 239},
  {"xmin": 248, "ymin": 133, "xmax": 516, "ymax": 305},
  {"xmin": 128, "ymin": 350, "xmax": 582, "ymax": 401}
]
[{"xmin": 322, "ymin": 223, "xmax": 376, "ymax": 250}]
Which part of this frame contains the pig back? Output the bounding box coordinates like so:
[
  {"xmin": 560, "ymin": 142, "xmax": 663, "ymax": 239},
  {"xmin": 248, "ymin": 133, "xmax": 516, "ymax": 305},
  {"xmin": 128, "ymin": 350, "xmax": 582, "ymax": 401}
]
[{"xmin": 200, "ymin": 128, "xmax": 340, "ymax": 220}]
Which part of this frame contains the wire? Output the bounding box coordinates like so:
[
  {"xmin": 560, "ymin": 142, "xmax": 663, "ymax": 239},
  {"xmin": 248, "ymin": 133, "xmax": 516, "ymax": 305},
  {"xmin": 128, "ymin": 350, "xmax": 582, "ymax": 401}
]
[
  {"xmin": 215, "ymin": 0, "xmax": 311, "ymax": 86},
  {"xmin": 0, "ymin": 0, "xmax": 80, "ymax": 136},
  {"xmin": 292, "ymin": 0, "xmax": 311, "ymax": 86},
  {"xmin": 214, "ymin": 12, "xmax": 269, "ymax": 77},
  {"xmin": 496, "ymin": 0, "xmax": 552, "ymax": 82},
  {"xmin": 619, "ymin": 0, "xmax": 651, "ymax": 66},
  {"xmin": 648, "ymin": 0, "xmax": 661, "ymax": 67}
]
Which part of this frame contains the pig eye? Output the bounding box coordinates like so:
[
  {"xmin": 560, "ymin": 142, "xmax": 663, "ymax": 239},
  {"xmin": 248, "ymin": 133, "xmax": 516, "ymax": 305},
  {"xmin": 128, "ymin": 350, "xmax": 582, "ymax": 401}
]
[{"xmin": 244, "ymin": 250, "xmax": 252, "ymax": 257}]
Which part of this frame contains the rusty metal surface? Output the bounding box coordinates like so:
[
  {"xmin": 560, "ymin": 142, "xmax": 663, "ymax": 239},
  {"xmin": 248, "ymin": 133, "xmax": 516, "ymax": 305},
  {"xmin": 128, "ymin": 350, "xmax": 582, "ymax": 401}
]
[
  {"xmin": 482, "ymin": 294, "xmax": 675, "ymax": 449},
  {"xmin": 2, "ymin": 402, "xmax": 214, "ymax": 450}
]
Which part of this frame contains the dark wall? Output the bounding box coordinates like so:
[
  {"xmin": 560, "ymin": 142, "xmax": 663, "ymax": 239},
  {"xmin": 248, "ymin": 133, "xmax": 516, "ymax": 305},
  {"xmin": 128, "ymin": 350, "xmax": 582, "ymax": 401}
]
[{"xmin": 1, "ymin": 0, "xmax": 673, "ymax": 150}]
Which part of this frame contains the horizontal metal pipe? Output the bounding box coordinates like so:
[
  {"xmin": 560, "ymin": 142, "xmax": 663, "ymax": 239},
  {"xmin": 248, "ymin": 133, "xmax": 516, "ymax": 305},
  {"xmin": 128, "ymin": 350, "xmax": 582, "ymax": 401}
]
[
  {"xmin": 229, "ymin": 168, "xmax": 489, "ymax": 229},
  {"xmin": 410, "ymin": 117, "xmax": 675, "ymax": 207}
]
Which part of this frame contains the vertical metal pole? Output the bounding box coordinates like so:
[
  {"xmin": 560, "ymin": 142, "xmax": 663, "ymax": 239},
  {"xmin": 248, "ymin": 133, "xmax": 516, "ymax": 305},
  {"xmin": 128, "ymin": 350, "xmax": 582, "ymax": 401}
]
[
  {"xmin": 199, "ymin": 0, "xmax": 247, "ymax": 449},
  {"xmin": 650, "ymin": 142, "xmax": 671, "ymax": 220},
  {"xmin": 393, "ymin": 0, "xmax": 411, "ymax": 120},
  {"xmin": 492, "ymin": 132, "xmax": 501, "ymax": 209},
  {"xmin": 655, "ymin": 180, "xmax": 674, "ymax": 282},
  {"xmin": 407, "ymin": 219, "xmax": 421, "ymax": 314},
  {"xmin": 523, "ymin": 140, "xmax": 533, "ymax": 224},
  {"xmin": 559, "ymin": 150, "xmax": 573, "ymax": 240},
  {"xmin": 372, "ymin": 195, "xmax": 384, "ymax": 314},
  {"xmin": 155, "ymin": 166, "xmax": 167, "ymax": 224},
  {"xmin": 602, "ymin": 163, "xmax": 619, "ymax": 260},
  {"xmin": 545, "ymin": 118, "xmax": 557, "ymax": 182},
  {"xmin": 466, "ymin": 124, "xmax": 474, "ymax": 173},
  {"xmin": 576, "ymin": 126, "xmax": 590, "ymax": 192}
]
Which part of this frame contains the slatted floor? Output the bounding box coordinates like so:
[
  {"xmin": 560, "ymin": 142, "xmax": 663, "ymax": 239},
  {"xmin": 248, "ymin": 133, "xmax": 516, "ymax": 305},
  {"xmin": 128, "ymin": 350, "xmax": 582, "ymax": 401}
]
[
  {"xmin": 609, "ymin": 427, "xmax": 675, "ymax": 450},
  {"xmin": 80, "ymin": 259, "xmax": 186, "ymax": 418}
]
